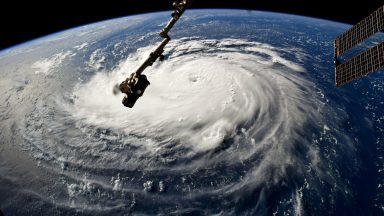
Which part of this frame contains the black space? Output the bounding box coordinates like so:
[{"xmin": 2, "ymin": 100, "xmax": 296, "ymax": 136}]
[{"xmin": 0, "ymin": 0, "xmax": 383, "ymax": 50}]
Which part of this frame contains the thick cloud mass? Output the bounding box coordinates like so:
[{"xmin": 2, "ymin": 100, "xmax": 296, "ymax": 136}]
[
  {"xmin": 72, "ymin": 38, "xmax": 315, "ymax": 157},
  {"xmin": 13, "ymin": 37, "xmax": 353, "ymax": 214}
]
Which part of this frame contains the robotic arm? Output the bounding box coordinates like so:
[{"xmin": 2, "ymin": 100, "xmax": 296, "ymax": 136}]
[{"xmin": 117, "ymin": 0, "xmax": 194, "ymax": 108}]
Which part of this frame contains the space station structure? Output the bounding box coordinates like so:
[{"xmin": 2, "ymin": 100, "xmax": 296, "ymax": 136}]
[
  {"xmin": 117, "ymin": 0, "xmax": 194, "ymax": 108},
  {"xmin": 334, "ymin": 5, "xmax": 384, "ymax": 86}
]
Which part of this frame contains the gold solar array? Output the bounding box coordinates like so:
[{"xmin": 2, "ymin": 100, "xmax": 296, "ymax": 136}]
[
  {"xmin": 335, "ymin": 42, "xmax": 384, "ymax": 86},
  {"xmin": 334, "ymin": 5, "xmax": 384, "ymax": 86}
]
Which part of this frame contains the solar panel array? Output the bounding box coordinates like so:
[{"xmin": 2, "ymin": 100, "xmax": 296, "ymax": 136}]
[
  {"xmin": 334, "ymin": 5, "xmax": 384, "ymax": 86},
  {"xmin": 336, "ymin": 42, "xmax": 384, "ymax": 86},
  {"xmin": 335, "ymin": 5, "xmax": 384, "ymax": 57}
]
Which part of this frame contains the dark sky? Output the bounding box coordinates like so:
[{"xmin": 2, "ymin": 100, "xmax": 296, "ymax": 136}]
[{"xmin": 0, "ymin": 0, "xmax": 383, "ymax": 50}]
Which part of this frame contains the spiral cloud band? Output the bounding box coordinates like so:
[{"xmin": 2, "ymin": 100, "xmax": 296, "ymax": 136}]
[
  {"xmin": 72, "ymin": 38, "xmax": 313, "ymax": 157},
  {"xmin": 19, "ymin": 37, "xmax": 350, "ymax": 214}
]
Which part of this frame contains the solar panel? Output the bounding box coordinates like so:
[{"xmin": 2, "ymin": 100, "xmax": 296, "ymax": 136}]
[
  {"xmin": 336, "ymin": 41, "xmax": 384, "ymax": 86},
  {"xmin": 334, "ymin": 5, "xmax": 384, "ymax": 86},
  {"xmin": 335, "ymin": 5, "xmax": 384, "ymax": 57}
]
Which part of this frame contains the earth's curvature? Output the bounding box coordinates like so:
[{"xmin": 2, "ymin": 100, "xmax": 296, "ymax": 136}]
[{"xmin": 0, "ymin": 9, "xmax": 383, "ymax": 215}]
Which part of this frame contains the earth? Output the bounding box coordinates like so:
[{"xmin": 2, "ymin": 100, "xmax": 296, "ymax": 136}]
[{"xmin": 0, "ymin": 9, "xmax": 384, "ymax": 216}]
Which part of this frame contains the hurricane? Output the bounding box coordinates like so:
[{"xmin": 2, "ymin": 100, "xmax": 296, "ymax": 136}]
[{"xmin": 9, "ymin": 36, "xmax": 356, "ymax": 215}]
